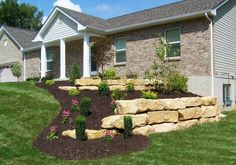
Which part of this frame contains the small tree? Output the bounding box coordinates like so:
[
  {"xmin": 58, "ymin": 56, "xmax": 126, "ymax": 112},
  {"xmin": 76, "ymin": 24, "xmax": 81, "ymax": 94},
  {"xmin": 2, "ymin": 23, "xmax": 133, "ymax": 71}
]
[
  {"xmin": 11, "ymin": 62, "xmax": 22, "ymax": 81},
  {"xmin": 93, "ymin": 41, "xmax": 113, "ymax": 73},
  {"xmin": 76, "ymin": 116, "xmax": 86, "ymax": 141},
  {"xmin": 69, "ymin": 63, "xmax": 81, "ymax": 83}
]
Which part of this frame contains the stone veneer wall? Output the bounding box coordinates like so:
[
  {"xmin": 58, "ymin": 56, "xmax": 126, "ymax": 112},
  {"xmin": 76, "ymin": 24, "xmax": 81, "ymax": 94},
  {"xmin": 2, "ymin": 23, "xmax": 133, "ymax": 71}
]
[
  {"xmin": 101, "ymin": 97, "xmax": 224, "ymax": 136},
  {"xmin": 24, "ymin": 50, "xmax": 40, "ymax": 78}
]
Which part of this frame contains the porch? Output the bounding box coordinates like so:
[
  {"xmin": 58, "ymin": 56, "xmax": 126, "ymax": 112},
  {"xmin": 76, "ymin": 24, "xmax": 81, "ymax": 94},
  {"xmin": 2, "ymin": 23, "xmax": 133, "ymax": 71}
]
[{"xmin": 40, "ymin": 33, "xmax": 102, "ymax": 80}]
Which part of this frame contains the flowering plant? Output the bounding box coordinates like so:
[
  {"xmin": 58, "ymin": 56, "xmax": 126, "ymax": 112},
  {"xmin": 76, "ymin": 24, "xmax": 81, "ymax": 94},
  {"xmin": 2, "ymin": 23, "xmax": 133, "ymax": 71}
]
[
  {"xmin": 111, "ymin": 99, "xmax": 117, "ymax": 111},
  {"xmin": 46, "ymin": 126, "xmax": 59, "ymax": 141},
  {"xmin": 103, "ymin": 130, "xmax": 116, "ymax": 142},
  {"xmin": 62, "ymin": 110, "xmax": 71, "ymax": 124},
  {"xmin": 71, "ymin": 99, "xmax": 79, "ymax": 112}
]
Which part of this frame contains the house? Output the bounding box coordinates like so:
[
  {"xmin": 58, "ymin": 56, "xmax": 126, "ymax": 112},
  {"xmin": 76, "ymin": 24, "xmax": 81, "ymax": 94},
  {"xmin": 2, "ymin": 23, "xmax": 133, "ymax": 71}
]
[{"xmin": 0, "ymin": 0, "xmax": 236, "ymax": 108}]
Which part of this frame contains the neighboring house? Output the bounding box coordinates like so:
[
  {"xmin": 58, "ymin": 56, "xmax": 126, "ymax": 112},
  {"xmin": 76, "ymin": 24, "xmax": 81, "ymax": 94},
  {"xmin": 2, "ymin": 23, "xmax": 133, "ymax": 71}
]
[
  {"xmin": 0, "ymin": 0, "xmax": 236, "ymax": 108},
  {"xmin": 0, "ymin": 26, "xmax": 40, "ymax": 82}
]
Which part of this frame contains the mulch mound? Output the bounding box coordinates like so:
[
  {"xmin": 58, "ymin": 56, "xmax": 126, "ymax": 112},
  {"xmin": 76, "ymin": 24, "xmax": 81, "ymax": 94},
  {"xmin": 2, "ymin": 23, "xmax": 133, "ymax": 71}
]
[{"xmin": 33, "ymin": 81, "xmax": 199, "ymax": 160}]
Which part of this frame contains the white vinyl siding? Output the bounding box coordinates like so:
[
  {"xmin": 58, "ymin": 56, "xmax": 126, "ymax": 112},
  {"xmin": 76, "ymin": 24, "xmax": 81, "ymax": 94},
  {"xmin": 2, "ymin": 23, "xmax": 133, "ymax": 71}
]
[
  {"xmin": 43, "ymin": 13, "xmax": 79, "ymax": 42},
  {"xmin": 114, "ymin": 37, "xmax": 126, "ymax": 64},
  {"xmin": 214, "ymin": 0, "xmax": 236, "ymax": 75}
]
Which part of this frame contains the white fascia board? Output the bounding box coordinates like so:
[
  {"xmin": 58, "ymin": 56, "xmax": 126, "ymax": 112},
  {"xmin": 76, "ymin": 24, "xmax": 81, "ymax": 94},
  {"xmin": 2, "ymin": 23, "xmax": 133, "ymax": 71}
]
[
  {"xmin": 0, "ymin": 26, "xmax": 24, "ymax": 50},
  {"xmin": 33, "ymin": 7, "xmax": 85, "ymax": 42}
]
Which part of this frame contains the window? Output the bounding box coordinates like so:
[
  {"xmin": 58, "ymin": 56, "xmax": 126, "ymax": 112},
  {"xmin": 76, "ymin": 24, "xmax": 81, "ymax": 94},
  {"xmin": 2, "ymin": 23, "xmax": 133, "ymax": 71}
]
[
  {"xmin": 39, "ymin": 53, "xmax": 53, "ymax": 72},
  {"xmin": 165, "ymin": 28, "xmax": 181, "ymax": 58},
  {"xmin": 46, "ymin": 53, "xmax": 53, "ymax": 71},
  {"xmin": 4, "ymin": 39, "xmax": 8, "ymax": 47},
  {"xmin": 223, "ymin": 84, "xmax": 232, "ymax": 107},
  {"xmin": 114, "ymin": 37, "xmax": 126, "ymax": 64}
]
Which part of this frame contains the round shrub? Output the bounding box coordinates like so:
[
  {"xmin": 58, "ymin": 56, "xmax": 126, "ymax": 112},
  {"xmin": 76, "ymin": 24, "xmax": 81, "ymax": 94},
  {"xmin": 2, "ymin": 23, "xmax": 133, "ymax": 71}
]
[
  {"xmin": 45, "ymin": 80, "xmax": 55, "ymax": 86},
  {"xmin": 166, "ymin": 71, "xmax": 188, "ymax": 93},
  {"xmin": 111, "ymin": 89, "xmax": 126, "ymax": 100},
  {"xmin": 141, "ymin": 90, "xmax": 158, "ymax": 99},
  {"xmin": 126, "ymin": 82, "xmax": 135, "ymax": 92},
  {"xmin": 76, "ymin": 116, "xmax": 86, "ymax": 141},
  {"xmin": 68, "ymin": 89, "xmax": 80, "ymax": 96},
  {"xmin": 98, "ymin": 81, "xmax": 110, "ymax": 96}
]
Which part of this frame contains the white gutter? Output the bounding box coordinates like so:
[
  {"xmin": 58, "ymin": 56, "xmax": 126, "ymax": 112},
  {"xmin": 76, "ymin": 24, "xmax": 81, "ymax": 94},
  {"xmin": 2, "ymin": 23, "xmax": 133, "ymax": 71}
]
[
  {"xmin": 205, "ymin": 12, "xmax": 215, "ymax": 96},
  {"xmin": 22, "ymin": 45, "xmax": 41, "ymax": 53},
  {"xmin": 23, "ymin": 54, "xmax": 26, "ymax": 81}
]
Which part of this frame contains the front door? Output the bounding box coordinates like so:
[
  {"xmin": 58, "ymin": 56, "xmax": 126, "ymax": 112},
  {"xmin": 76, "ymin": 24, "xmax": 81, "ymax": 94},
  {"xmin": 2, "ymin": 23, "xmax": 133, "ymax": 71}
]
[{"xmin": 90, "ymin": 47, "xmax": 97, "ymax": 75}]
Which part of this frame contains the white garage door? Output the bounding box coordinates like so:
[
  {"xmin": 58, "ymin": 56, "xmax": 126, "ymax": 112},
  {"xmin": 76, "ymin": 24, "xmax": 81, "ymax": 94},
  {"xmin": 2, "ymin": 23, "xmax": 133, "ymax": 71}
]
[{"xmin": 0, "ymin": 67, "xmax": 17, "ymax": 82}]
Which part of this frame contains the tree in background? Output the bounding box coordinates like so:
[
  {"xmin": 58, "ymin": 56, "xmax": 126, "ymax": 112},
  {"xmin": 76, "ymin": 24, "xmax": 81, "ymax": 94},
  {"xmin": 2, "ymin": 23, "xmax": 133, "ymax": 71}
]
[
  {"xmin": 0, "ymin": 0, "xmax": 43, "ymax": 30},
  {"xmin": 11, "ymin": 62, "xmax": 22, "ymax": 81}
]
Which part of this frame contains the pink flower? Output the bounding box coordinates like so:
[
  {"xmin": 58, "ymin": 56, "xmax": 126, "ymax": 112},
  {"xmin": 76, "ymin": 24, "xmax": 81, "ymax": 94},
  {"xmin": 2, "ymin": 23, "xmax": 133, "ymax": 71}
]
[
  {"xmin": 49, "ymin": 126, "xmax": 58, "ymax": 133},
  {"xmin": 71, "ymin": 99, "xmax": 79, "ymax": 105},
  {"xmin": 62, "ymin": 110, "xmax": 70, "ymax": 118}
]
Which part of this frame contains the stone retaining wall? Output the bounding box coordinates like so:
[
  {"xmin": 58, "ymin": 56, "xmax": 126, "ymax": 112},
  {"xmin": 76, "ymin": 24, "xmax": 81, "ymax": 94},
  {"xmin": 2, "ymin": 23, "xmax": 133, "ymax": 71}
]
[{"xmin": 101, "ymin": 96, "xmax": 226, "ymax": 136}]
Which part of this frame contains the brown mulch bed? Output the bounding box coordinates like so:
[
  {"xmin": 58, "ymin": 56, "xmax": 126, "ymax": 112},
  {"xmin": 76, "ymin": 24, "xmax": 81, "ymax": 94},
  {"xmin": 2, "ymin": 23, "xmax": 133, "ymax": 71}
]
[{"xmin": 33, "ymin": 81, "xmax": 199, "ymax": 160}]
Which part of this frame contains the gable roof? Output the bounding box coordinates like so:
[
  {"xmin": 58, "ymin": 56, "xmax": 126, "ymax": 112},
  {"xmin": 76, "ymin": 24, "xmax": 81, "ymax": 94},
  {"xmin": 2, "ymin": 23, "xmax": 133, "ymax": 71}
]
[
  {"xmin": 0, "ymin": 26, "xmax": 40, "ymax": 49},
  {"xmin": 58, "ymin": 0, "xmax": 227, "ymax": 31}
]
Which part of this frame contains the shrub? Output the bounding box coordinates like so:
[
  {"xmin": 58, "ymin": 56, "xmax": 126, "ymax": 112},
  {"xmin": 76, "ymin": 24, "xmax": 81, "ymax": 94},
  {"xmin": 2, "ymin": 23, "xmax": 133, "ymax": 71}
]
[
  {"xmin": 45, "ymin": 80, "xmax": 55, "ymax": 86},
  {"xmin": 71, "ymin": 99, "xmax": 79, "ymax": 112},
  {"xmin": 101, "ymin": 68, "xmax": 116, "ymax": 80},
  {"xmin": 124, "ymin": 116, "xmax": 133, "ymax": 139},
  {"xmin": 141, "ymin": 90, "xmax": 158, "ymax": 99},
  {"xmin": 126, "ymin": 72, "xmax": 138, "ymax": 79},
  {"xmin": 126, "ymin": 82, "xmax": 135, "ymax": 92},
  {"xmin": 46, "ymin": 126, "xmax": 59, "ymax": 141},
  {"xmin": 41, "ymin": 72, "xmax": 54, "ymax": 82},
  {"xmin": 69, "ymin": 63, "xmax": 81, "ymax": 83},
  {"xmin": 76, "ymin": 116, "xmax": 86, "ymax": 141},
  {"xmin": 154, "ymin": 80, "xmax": 167, "ymax": 93},
  {"xmin": 80, "ymin": 97, "xmax": 92, "ymax": 116},
  {"xmin": 26, "ymin": 77, "xmax": 40, "ymax": 82},
  {"xmin": 166, "ymin": 71, "xmax": 188, "ymax": 93},
  {"xmin": 144, "ymin": 70, "xmax": 155, "ymax": 79},
  {"xmin": 68, "ymin": 89, "xmax": 80, "ymax": 96},
  {"xmin": 111, "ymin": 98, "xmax": 117, "ymax": 111},
  {"xmin": 11, "ymin": 63, "xmax": 22, "ymax": 81},
  {"xmin": 111, "ymin": 89, "xmax": 126, "ymax": 100},
  {"xmin": 98, "ymin": 81, "xmax": 110, "ymax": 96}
]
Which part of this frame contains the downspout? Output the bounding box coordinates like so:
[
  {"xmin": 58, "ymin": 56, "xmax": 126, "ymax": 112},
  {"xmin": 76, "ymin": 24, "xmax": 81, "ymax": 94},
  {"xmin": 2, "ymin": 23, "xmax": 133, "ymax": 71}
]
[
  {"xmin": 23, "ymin": 53, "xmax": 26, "ymax": 81},
  {"xmin": 205, "ymin": 13, "xmax": 214, "ymax": 96}
]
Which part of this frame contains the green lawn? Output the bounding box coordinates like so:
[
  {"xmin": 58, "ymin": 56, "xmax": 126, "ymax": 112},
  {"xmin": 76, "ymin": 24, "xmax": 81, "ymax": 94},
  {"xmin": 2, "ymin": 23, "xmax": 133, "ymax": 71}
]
[{"xmin": 0, "ymin": 82, "xmax": 236, "ymax": 165}]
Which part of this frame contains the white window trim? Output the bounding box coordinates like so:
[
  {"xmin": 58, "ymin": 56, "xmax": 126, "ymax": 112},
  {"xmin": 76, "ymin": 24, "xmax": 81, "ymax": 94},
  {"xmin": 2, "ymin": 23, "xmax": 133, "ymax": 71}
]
[
  {"xmin": 114, "ymin": 37, "xmax": 126, "ymax": 65},
  {"xmin": 39, "ymin": 53, "xmax": 53, "ymax": 73},
  {"xmin": 164, "ymin": 27, "xmax": 181, "ymax": 61}
]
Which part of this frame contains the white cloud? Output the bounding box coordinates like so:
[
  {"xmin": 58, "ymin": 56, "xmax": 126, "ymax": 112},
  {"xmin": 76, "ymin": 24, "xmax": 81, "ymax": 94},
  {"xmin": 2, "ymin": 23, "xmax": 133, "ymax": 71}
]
[
  {"xmin": 42, "ymin": 16, "xmax": 48, "ymax": 24},
  {"xmin": 96, "ymin": 4, "xmax": 111, "ymax": 12},
  {"xmin": 53, "ymin": 0, "xmax": 82, "ymax": 12}
]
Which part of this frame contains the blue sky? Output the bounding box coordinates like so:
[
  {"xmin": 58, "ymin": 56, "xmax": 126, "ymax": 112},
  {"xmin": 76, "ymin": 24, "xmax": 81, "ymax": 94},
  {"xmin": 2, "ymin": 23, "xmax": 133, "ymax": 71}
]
[{"xmin": 17, "ymin": 0, "xmax": 180, "ymax": 20}]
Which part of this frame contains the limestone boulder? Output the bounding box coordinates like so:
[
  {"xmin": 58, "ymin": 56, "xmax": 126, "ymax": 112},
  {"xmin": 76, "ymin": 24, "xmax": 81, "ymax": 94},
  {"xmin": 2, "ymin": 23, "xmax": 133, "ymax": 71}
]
[
  {"xmin": 132, "ymin": 125, "xmax": 155, "ymax": 136},
  {"xmin": 148, "ymin": 111, "xmax": 178, "ymax": 124},
  {"xmin": 109, "ymin": 86, "xmax": 126, "ymax": 91},
  {"xmin": 138, "ymin": 99, "xmax": 165, "ymax": 112},
  {"xmin": 78, "ymin": 86, "xmax": 98, "ymax": 90},
  {"xmin": 115, "ymin": 100, "xmax": 139, "ymax": 115},
  {"xmin": 177, "ymin": 119, "xmax": 198, "ymax": 130},
  {"xmin": 75, "ymin": 79, "xmax": 101, "ymax": 86},
  {"xmin": 86, "ymin": 129, "xmax": 118, "ymax": 140},
  {"xmin": 161, "ymin": 98, "xmax": 186, "ymax": 110},
  {"xmin": 201, "ymin": 105, "xmax": 220, "ymax": 118},
  {"xmin": 181, "ymin": 97, "xmax": 202, "ymax": 107},
  {"xmin": 62, "ymin": 130, "xmax": 76, "ymax": 139},
  {"xmin": 178, "ymin": 107, "xmax": 202, "ymax": 120},
  {"xmin": 101, "ymin": 114, "xmax": 149, "ymax": 129},
  {"xmin": 134, "ymin": 86, "xmax": 147, "ymax": 91},
  {"xmin": 153, "ymin": 123, "xmax": 178, "ymax": 133},
  {"xmin": 59, "ymin": 86, "xmax": 77, "ymax": 91},
  {"xmin": 107, "ymin": 79, "xmax": 127, "ymax": 86},
  {"xmin": 62, "ymin": 129, "xmax": 118, "ymax": 140},
  {"xmin": 198, "ymin": 117, "xmax": 219, "ymax": 124},
  {"xmin": 201, "ymin": 96, "xmax": 217, "ymax": 106}
]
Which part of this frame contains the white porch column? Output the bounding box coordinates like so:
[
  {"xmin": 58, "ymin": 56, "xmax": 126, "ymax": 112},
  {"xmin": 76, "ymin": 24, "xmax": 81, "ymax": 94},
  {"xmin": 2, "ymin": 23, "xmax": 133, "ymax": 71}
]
[
  {"xmin": 60, "ymin": 39, "xmax": 66, "ymax": 79},
  {"xmin": 83, "ymin": 32, "xmax": 90, "ymax": 78},
  {"xmin": 40, "ymin": 44, "xmax": 46, "ymax": 78}
]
